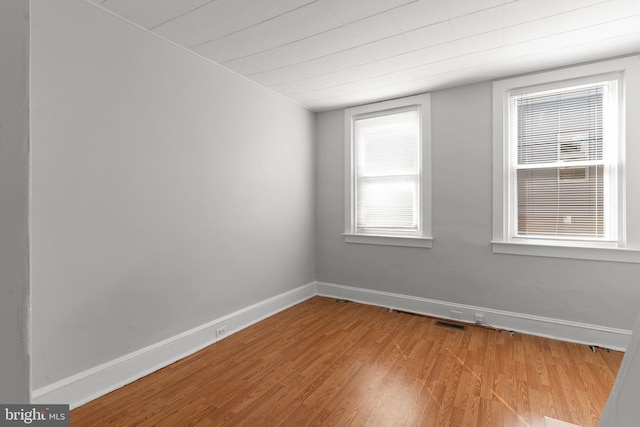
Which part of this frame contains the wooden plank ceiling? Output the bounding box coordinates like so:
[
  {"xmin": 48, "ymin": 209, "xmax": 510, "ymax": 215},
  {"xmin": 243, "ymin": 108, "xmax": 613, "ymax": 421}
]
[{"xmin": 88, "ymin": 0, "xmax": 640, "ymax": 111}]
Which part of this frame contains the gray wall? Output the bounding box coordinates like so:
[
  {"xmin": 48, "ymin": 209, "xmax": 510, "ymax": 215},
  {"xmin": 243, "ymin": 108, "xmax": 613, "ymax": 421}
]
[
  {"xmin": 0, "ymin": 0, "xmax": 31, "ymax": 403},
  {"xmin": 30, "ymin": 0, "xmax": 315, "ymax": 389},
  {"xmin": 316, "ymin": 81, "xmax": 640, "ymax": 331}
]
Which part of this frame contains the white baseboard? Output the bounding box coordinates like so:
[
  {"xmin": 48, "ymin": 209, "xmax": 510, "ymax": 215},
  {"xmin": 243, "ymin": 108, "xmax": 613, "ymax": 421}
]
[
  {"xmin": 32, "ymin": 280, "xmax": 631, "ymax": 409},
  {"xmin": 31, "ymin": 282, "xmax": 316, "ymax": 409},
  {"xmin": 316, "ymin": 281, "xmax": 631, "ymax": 351}
]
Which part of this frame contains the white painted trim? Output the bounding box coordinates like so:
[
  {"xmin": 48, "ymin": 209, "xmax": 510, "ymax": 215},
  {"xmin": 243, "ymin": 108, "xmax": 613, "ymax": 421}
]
[
  {"xmin": 492, "ymin": 55, "xmax": 640, "ymax": 261},
  {"xmin": 492, "ymin": 240, "xmax": 640, "ymax": 263},
  {"xmin": 31, "ymin": 282, "xmax": 316, "ymax": 409},
  {"xmin": 343, "ymin": 233, "xmax": 433, "ymax": 248},
  {"xmin": 316, "ymin": 281, "xmax": 631, "ymax": 351},
  {"xmin": 344, "ymin": 93, "xmax": 432, "ymax": 244},
  {"xmin": 32, "ymin": 280, "xmax": 632, "ymax": 409}
]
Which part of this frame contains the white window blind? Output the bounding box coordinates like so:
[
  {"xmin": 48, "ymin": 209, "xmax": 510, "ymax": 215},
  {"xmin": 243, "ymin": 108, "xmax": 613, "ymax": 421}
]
[
  {"xmin": 354, "ymin": 107, "xmax": 420, "ymax": 235},
  {"xmin": 509, "ymin": 79, "xmax": 619, "ymax": 241}
]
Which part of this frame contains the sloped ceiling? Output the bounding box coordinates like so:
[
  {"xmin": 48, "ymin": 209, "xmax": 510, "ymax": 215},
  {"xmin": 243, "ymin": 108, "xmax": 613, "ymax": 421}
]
[{"xmin": 88, "ymin": 0, "xmax": 640, "ymax": 111}]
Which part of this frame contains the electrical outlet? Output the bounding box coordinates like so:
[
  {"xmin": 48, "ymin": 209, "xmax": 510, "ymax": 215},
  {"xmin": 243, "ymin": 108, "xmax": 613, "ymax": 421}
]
[
  {"xmin": 216, "ymin": 325, "xmax": 227, "ymax": 338},
  {"xmin": 450, "ymin": 310, "xmax": 463, "ymax": 320},
  {"xmin": 475, "ymin": 313, "xmax": 484, "ymax": 323}
]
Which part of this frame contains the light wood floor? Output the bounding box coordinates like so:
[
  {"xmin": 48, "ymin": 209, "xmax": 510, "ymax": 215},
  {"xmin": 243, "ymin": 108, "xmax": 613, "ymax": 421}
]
[{"xmin": 71, "ymin": 296, "xmax": 623, "ymax": 426}]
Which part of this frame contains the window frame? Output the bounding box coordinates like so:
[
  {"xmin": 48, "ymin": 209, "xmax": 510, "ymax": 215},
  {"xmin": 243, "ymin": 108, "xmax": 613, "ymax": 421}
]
[
  {"xmin": 509, "ymin": 74, "xmax": 620, "ymax": 244},
  {"xmin": 344, "ymin": 93, "xmax": 432, "ymax": 248},
  {"xmin": 492, "ymin": 56, "xmax": 640, "ymax": 263}
]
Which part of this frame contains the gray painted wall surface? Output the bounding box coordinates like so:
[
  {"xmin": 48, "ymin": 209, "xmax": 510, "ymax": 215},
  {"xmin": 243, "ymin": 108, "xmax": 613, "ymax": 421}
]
[
  {"xmin": 0, "ymin": 0, "xmax": 31, "ymax": 403},
  {"xmin": 30, "ymin": 0, "xmax": 315, "ymax": 389},
  {"xmin": 316, "ymin": 82, "xmax": 640, "ymax": 331}
]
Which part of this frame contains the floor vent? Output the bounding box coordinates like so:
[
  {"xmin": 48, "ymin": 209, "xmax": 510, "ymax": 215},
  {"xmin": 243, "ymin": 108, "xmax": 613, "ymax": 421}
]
[{"xmin": 435, "ymin": 321, "xmax": 467, "ymax": 331}]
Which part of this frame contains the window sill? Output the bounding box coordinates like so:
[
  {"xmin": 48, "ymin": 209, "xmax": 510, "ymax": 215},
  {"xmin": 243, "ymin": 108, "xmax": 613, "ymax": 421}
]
[
  {"xmin": 344, "ymin": 233, "xmax": 433, "ymax": 248},
  {"xmin": 491, "ymin": 240, "xmax": 640, "ymax": 263}
]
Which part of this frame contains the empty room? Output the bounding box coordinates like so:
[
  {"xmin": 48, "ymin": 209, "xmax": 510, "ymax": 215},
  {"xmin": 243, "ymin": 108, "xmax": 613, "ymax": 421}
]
[{"xmin": 2, "ymin": 0, "xmax": 640, "ymax": 426}]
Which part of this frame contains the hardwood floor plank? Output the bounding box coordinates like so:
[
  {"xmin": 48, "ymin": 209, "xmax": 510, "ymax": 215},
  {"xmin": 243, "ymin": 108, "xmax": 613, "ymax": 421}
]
[{"xmin": 70, "ymin": 297, "xmax": 623, "ymax": 426}]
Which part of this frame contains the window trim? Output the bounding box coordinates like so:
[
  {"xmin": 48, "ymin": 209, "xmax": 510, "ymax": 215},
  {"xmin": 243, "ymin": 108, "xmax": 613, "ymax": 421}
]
[
  {"xmin": 344, "ymin": 93, "xmax": 432, "ymax": 248},
  {"xmin": 492, "ymin": 56, "xmax": 640, "ymax": 262},
  {"xmin": 509, "ymin": 74, "xmax": 621, "ymax": 244}
]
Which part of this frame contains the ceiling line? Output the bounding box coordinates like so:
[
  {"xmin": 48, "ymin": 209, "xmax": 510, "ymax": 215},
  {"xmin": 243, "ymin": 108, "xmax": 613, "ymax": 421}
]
[
  {"xmin": 251, "ymin": 40, "xmax": 476, "ymax": 88},
  {"xmin": 269, "ymin": 46, "xmax": 462, "ymax": 94},
  {"xmin": 242, "ymin": 20, "xmax": 451, "ymax": 80},
  {"xmin": 148, "ymin": 0, "xmax": 219, "ymax": 30},
  {"xmin": 234, "ymin": 5, "xmax": 519, "ymax": 76},
  {"xmin": 303, "ymin": 29, "xmax": 640, "ymax": 106},
  {"xmin": 274, "ymin": 14, "xmax": 640, "ymax": 97},
  {"xmin": 279, "ymin": 63, "xmax": 436, "ymax": 97},
  {"xmin": 246, "ymin": 27, "xmax": 500, "ymax": 82},
  {"xmin": 213, "ymin": 0, "xmax": 420, "ymax": 63},
  {"xmin": 300, "ymin": 72, "xmax": 436, "ymax": 106},
  {"xmin": 86, "ymin": 0, "xmax": 310, "ymax": 110},
  {"xmin": 277, "ymin": 49, "xmax": 520, "ymax": 97},
  {"xmin": 187, "ymin": 0, "xmax": 321, "ymax": 49},
  {"xmin": 245, "ymin": 10, "xmax": 638, "ymax": 84}
]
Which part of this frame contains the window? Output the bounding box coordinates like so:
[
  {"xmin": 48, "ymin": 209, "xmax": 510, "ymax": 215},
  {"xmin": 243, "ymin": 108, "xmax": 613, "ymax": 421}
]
[
  {"xmin": 492, "ymin": 56, "xmax": 640, "ymax": 262},
  {"xmin": 344, "ymin": 94, "xmax": 432, "ymax": 248},
  {"xmin": 512, "ymin": 77, "xmax": 619, "ymax": 242}
]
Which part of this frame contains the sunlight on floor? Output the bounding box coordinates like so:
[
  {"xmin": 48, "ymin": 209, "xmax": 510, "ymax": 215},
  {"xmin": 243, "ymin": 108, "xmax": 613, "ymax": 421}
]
[{"xmin": 544, "ymin": 416, "xmax": 582, "ymax": 427}]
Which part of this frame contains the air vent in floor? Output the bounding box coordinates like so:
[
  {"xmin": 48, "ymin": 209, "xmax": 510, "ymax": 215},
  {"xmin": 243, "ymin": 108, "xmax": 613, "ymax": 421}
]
[{"xmin": 434, "ymin": 321, "xmax": 467, "ymax": 331}]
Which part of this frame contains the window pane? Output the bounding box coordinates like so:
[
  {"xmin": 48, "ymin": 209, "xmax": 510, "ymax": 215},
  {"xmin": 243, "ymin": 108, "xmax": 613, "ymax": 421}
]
[
  {"xmin": 517, "ymin": 87, "xmax": 603, "ymax": 165},
  {"xmin": 355, "ymin": 110, "xmax": 419, "ymax": 177},
  {"xmin": 517, "ymin": 166, "xmax": 604, "ymax": 237},
  {"xmin": 356, "ymin": 176, "xmax": 418, "ymax": 230},
  {"xmin": 511, "ymin": 80, "xmax": 617, "ymax": 241},
  {"xmin": 354, "ymin": 107, "xmax": 420, "ymax": 234}
]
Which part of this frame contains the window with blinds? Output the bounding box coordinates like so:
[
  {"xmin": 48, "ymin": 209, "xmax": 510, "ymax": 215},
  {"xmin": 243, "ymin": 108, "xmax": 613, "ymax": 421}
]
[
  {"xmin": 508, "ymin": 78, "xmax": 619, "ymax": 242},
  {"xmin": 353, "ymin": 107, "xmax": 421, "ymax": 235}
]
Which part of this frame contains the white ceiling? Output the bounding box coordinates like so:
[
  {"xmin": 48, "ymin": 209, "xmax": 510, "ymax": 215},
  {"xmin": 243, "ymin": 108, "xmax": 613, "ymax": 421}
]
[{"xmin": 89, "ymin": 0, "xmax": 640, "ymax": 111}]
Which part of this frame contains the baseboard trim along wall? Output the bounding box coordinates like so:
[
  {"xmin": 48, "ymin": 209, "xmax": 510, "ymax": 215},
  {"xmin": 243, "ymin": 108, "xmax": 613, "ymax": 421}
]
[
  {"xmin": 33, "ymin": 280, "xmax": 631, "ymax": 409},
  {"xmin": 316, "ymin": 281, "xmax": 632, "ymax": 352},
  {"xmin": 31, "ymin": 282, "xmax": 316, "ymax": 409}
]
